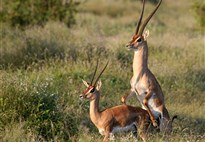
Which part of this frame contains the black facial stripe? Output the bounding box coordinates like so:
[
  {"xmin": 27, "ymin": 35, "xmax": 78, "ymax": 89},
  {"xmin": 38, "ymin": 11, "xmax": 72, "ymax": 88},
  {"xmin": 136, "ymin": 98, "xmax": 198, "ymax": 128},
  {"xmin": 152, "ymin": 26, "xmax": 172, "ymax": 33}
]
[
  {"xmin": 90, "ymin": 88, "xmax": 95, "ymax": 93},
  {"xmin": 137, "ymin": 38, "xmax": 142, "ymax": 42},
  {"xmin": 83, "ymin": 87, "xmax": 94, "ymax": 97}
]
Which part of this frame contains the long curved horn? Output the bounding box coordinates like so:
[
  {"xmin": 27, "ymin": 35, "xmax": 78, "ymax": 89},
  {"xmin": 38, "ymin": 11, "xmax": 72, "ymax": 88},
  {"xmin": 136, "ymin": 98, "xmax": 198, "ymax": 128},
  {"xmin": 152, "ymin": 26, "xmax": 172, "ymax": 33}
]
[
  {"xmin": 138, "ymin": 0, "xmax": 162, "ymax": 35},
  {"xmin": 90, "ymin": 60, "xmax": 99, "ymax": 85},
  {"xmin": 135, "ymin": 0, "xmax": 145, "ymax": 35},
  {"xmin": 93, "ymin": 61, "xmax": 109, "ymax": 87}
]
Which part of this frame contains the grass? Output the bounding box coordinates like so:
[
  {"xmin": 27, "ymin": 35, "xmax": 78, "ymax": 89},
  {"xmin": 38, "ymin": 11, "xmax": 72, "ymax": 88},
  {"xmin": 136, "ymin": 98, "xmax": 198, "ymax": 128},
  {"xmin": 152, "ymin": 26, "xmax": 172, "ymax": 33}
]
[{"xmin": 0, "ymin": 0, "xmax": 205, "ymax": 141}]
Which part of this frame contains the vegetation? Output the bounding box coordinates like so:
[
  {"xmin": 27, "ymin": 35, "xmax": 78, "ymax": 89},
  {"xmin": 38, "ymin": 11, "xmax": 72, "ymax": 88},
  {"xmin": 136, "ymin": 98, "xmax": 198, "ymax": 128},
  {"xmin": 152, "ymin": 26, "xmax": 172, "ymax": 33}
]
[
  {"xmin": 0, "ymin": 0, "xmax": 79, "ymax": 27},
  {"xmin": 0, "ymin": 0, "xmax": 204, "ymax": 141},
  {"xmin": 193, "ymin": 0, "xmax": 205, "ymax": 30}
]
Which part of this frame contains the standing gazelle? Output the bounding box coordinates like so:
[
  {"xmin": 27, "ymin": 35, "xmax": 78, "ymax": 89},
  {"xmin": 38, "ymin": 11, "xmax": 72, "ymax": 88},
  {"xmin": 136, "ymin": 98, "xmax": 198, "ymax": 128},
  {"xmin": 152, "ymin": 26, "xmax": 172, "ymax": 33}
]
[
  {"xmin": 80, "ymin": 61, "xmax": 150, "ymax": 142},
  {"xmin": 121, "ymin": 0, "xmax": 176, "ymax": 134}
]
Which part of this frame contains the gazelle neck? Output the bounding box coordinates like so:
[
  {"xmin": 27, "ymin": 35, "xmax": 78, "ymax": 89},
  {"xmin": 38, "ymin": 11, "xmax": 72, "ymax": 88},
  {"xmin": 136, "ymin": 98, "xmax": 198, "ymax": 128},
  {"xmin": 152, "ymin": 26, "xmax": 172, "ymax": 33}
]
[
  {"xmin": 89, "ymin": 91, "xmax": 101, "ymax": 123},
  {"xmin": 133, "ymin": 42, "xmax": 148, "ymax": 78}
]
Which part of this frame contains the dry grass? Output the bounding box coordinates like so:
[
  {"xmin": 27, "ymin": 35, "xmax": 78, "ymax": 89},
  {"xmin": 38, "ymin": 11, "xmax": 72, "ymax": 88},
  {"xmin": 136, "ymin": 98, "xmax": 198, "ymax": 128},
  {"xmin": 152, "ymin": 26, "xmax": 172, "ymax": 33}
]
[{"xmin": 0, "ymin": 0, "xmax": 205, "ymax": 141}]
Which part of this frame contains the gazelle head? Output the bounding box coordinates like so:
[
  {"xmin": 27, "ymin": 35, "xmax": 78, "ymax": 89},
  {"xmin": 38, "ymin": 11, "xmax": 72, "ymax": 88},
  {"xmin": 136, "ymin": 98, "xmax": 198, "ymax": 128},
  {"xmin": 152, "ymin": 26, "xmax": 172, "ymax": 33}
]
[
  {"xmin": 126, "ymin": 0, "xmax": 162, "ymax": 51},
  {"xmin": 80, "ymin": 61, "xmax": 109, "ymax": 100}
]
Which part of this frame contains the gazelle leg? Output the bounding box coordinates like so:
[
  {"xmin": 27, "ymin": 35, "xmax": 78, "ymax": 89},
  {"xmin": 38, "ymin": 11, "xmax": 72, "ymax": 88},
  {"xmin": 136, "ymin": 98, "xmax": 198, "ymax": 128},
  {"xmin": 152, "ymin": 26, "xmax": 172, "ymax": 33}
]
[
  {"xmin": 160, "ymin": 107, "xmax": 172, "ymax": 135},
  {"xmin": 138, "ymin": 116, "xmax": 147, "ymax": 142},
  {"xmin": 131, "ymin": 124, "xmax": 138, "ymax": 138},
  {"xmin": 121, "ymin": 89, "xmax": 135, "ymax": 104},
  {"xmin": 143, "ymin": 91, "xmax": 158, "ymax": 127},
  {"xmin": 103, "ymin": 126, "xmax": 111, "ymax": 142},
  {"xmin": 103, "ymin": 132, "xmax": 109, "ymax": 142}
]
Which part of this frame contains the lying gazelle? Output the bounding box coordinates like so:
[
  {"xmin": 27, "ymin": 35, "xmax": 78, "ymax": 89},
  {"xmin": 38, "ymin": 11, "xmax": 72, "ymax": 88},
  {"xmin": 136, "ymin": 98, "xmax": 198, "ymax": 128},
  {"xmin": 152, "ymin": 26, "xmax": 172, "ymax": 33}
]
[
  {"xmin": 121, "ymin": 0, "xmax": 176, "ymax": 134},
  {"xmin": 80, "ymin": 61, "xmax": 150, "ymax": 142}
]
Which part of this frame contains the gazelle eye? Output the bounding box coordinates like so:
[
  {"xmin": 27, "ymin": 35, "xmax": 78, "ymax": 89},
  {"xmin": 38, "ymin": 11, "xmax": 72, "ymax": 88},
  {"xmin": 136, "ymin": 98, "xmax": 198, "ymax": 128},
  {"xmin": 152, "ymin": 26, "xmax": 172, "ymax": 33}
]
[
  {"xmin": 137, "ymin": 38, "xmax": 142, "ymax": 42},
  {"xmin": 90, "ymin": 88, "xmax": 95, "ymax": 93}
]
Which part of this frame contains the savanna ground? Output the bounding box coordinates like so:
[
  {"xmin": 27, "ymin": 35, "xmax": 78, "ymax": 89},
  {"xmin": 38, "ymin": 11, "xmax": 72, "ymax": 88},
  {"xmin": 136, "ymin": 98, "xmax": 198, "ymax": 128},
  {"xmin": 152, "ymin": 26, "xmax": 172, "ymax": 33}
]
[{"xmin": 0, "ymin": 0, "xmax": 205, "ymax": 141}]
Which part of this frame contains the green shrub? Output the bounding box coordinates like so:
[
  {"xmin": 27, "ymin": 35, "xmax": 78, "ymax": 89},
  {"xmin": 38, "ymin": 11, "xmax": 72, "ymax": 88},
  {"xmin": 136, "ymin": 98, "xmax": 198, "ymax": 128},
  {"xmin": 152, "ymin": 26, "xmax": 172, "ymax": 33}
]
[
  {"xmin": 193, "ymin": 1, "xmax": 205, "ymax": 30},
  {"xmin": 0, "ymin": 0, "xmax": 79, "ymax": 27},
  {"xmin": 0, "ymin": 74, "xmax": 79, "ymax": 141}
]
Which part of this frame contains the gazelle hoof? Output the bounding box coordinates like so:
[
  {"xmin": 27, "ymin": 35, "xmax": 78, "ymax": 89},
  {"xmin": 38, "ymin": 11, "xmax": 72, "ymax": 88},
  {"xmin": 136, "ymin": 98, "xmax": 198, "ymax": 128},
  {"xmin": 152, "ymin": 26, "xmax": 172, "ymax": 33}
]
[
  {"xmin": 121, "ymin": 96, "xmax": 126, "ymax": 104},
  {"xmin": 152, "ymin": 121, "xmax": 158, "ymax": 127}
]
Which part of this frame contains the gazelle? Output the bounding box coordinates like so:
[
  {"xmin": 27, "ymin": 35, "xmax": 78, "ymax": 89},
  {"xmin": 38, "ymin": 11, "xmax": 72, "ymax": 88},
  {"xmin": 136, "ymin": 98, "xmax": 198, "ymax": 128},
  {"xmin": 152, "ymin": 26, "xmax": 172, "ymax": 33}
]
[
  {"xmin": 80, "ymin": 61, "xmax": 150, "ymax": 142},
  {"xmin": 121, "ymin": 0, "xmax": 176, "ymax": 134}
]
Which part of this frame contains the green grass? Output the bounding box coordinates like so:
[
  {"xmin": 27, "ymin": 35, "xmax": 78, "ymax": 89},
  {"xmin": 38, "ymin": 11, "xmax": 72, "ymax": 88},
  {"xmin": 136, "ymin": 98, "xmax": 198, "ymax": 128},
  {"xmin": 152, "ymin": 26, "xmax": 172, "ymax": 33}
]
[{"xmin": 0, "ymin": 0, "xmax": 205, "ymax": 141}]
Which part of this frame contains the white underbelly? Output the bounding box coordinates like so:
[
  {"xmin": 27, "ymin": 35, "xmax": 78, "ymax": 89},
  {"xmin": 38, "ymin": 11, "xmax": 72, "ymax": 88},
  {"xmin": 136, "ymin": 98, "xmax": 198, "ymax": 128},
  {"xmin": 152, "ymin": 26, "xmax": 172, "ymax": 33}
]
[
  {"xmin": 98, "ymin": 122, "xmax": 137, "ymax": 135},
  {"xmin": 112, "ymin": 122, "xmax": 137, "ymax": 133},
  {"xmin": 134, "ymin": 85, "xmax": 161, "ymax": 118},
  {"xmin": 139, "ymin": 100, "xmax": 161, "ymax": 119},
  {"xmin": 147, "ymin": 97, "xmax": 161, "ymax": 118}
]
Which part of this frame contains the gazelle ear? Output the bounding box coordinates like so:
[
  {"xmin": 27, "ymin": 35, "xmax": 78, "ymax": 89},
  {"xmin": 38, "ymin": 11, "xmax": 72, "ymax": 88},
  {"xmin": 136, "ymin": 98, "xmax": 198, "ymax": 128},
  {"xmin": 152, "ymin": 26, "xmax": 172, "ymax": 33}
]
[
  {"xmin": 82, "ymin": 79, "xmax": 89, "ymax": 87},
  {"xmin": 143, "ymin": 30, "xmax": 149, "ymax": 40},
  {"xmin": 96, "ymin": 80, "xmax": 102, "ymax": 90}
]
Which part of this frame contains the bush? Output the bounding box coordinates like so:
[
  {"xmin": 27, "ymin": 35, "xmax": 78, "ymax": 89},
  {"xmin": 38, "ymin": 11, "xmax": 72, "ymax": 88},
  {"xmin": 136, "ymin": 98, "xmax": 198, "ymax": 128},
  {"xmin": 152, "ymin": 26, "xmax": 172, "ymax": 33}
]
[
  {"xmin": 0, "ymin": 0, "xmax": 79, "ymax": 27},
  {"xmin": 0, "ymin": 75, "xmax": 79, "ymax": 141},
  {"xmin": 193, "ymin": 1, "xmax": 205, "ymax": 30}
]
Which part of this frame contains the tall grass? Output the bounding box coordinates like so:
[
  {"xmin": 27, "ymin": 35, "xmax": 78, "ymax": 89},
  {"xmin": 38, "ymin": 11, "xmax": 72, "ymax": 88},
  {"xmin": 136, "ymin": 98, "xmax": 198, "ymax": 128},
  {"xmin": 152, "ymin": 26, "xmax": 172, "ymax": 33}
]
[{"xmin": 0, "ymin": 0, "xmax": 205, "ymax": 141}]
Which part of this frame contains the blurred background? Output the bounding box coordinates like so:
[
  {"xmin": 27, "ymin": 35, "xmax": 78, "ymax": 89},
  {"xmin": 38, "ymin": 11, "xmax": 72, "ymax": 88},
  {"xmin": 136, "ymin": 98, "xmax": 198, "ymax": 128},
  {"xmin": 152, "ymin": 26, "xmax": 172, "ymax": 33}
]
[{"xmin": 0, "ymin": 0, "xmax": 204, "ymax": 141}]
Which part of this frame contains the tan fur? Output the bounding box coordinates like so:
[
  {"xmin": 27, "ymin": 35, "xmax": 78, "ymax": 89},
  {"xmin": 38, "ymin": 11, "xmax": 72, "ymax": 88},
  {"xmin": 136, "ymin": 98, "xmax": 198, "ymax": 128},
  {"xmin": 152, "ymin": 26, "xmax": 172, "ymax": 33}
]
[
  {"xmin": 81, "ymin": 80, "xmax": 150, "ymax": 142},
  {"xmin": 121, "ymin": 34, "xmax": 174, "ymax": 135},
  {"xmin": 121, "ymin": 0, "xmax": 175, "ymax": 135}
]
